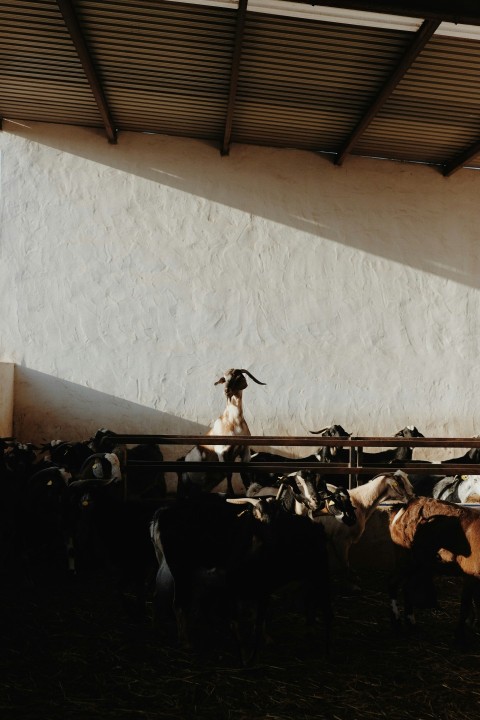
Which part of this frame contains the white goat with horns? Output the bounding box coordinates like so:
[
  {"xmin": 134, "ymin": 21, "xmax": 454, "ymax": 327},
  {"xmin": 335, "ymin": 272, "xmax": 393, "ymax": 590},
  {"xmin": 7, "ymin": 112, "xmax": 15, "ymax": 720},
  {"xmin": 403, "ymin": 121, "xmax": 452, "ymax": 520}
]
[{"xmin": 178, "ymin": 368, "xmax": 266, "ymax": 496}]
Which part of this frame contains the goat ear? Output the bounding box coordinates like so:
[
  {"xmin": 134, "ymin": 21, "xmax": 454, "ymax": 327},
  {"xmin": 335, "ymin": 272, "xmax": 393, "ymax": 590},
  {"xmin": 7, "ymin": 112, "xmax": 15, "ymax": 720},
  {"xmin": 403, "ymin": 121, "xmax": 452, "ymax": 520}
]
[
  {"xmin": 278, "ymin": 472, "xmax": 297, "ymax": 487},
  {"xmin": 214, "ymin": 377, "xmax": 226, "ymax": 385}
]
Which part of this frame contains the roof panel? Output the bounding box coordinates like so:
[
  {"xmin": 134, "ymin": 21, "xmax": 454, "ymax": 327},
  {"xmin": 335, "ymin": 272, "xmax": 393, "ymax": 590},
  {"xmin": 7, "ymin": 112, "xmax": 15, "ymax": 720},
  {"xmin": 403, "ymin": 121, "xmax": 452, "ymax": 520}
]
[
  {"xmin": 1, "ymin": 0, "xmax": 480, "ymax": 173},
  {"xmin": 357, "ymin": 33, "xmax": 480, "ymax": 165},
  {"xmin": 233, "ymin": 12, "xmax": 412, "ymax": 150},
  {"xmin": 0, "ymin": 0, "xmax": 102, "ymax": 126},
  {"xmin": 73, "ymin": 0, "xmax": 236, "ymax": 140}
]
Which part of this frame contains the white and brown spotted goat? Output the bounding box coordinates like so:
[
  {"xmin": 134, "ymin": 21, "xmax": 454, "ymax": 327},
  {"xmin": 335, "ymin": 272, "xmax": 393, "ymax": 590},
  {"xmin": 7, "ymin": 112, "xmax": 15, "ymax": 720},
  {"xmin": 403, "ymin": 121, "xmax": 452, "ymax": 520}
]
[
  {"xmin": 178, "ymin": 368, "xmax": 266, "ymax": 496},
  {"xmin": 316, "ymin": 470, "xmax": 415, "ymax": 591}
]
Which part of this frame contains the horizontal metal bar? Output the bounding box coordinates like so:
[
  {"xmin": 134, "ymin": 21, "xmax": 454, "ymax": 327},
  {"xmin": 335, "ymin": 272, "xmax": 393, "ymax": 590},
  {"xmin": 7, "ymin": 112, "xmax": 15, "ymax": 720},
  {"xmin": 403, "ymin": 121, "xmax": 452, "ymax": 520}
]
[
  {"xmin": 126, "ymin": 460, "xmax": 480, "ymax": 475},
  {"xmin": 109, "ymin": 434, "xmax": 480, "ymax": 448},
  {"xmin": 379, "ymin": 502, "xmax": 480, "ymax": 508}
]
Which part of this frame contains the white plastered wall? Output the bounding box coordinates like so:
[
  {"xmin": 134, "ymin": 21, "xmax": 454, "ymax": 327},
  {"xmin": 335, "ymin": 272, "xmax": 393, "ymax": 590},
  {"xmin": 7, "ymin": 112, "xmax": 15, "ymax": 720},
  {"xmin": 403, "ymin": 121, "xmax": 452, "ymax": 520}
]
[{"xmin": 1, "ymin": 120, "xmax": 480, "ymax": 462}]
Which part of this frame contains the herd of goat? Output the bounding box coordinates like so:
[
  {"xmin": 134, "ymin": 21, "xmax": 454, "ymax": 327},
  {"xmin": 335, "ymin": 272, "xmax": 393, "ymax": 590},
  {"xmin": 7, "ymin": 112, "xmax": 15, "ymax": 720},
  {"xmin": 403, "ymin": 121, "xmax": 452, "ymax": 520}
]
[{"xmin": 2, "ymin": 367, "xmax": 480, "ymax": 664}]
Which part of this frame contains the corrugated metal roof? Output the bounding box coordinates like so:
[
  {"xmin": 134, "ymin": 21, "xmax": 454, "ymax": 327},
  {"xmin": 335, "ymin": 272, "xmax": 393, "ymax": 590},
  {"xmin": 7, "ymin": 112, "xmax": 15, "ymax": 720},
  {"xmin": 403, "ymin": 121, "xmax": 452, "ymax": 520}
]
[
  {"xmin": 2, "ymin": 0, "xmax": 480, "ymax": 174},
  {"xmin": 0, "ymin": 0, "xmax": 102, "ymax": 125},
  {"xmin": 75, "ymin": 0, "xmax": 236, "ymax": 138},
  {"xmin": 234, "ymin": 15, "xmax": 412, "ymax": 151},
  {"xmin": 357, "ymin": 34, "xmax": 480, "ymax": 165}
]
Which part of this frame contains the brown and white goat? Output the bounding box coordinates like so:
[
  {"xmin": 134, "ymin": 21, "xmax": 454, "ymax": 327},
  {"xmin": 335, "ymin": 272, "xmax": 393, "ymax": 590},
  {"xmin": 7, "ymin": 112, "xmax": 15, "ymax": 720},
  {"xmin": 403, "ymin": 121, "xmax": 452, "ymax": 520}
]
[
  {"xmin": 387, "ymin": 496, "xmax": 480, "ymax": 645},
  {"xmin": 178, "ymin": 368, "xmax": 266, "ymax": 496},
  {"xmin": 316, "ymin": 470, "xmax": 415, "ymax": 590}
]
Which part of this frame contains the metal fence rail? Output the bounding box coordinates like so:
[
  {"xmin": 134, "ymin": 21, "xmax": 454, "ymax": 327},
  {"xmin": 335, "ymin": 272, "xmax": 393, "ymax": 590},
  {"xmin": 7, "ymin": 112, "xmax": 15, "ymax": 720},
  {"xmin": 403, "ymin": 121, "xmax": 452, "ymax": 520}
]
[{"xmin": 104, "ymin": 434, "xmax": 480, "ymax": 492}]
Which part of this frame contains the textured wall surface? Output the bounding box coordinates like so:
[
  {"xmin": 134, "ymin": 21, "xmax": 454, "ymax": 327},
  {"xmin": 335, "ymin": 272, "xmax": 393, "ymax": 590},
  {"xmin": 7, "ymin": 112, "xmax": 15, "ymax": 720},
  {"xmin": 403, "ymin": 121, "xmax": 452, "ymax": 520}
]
[{"xmin": 1, "ymin": 120, "xmax": 480, "ymax": 460}]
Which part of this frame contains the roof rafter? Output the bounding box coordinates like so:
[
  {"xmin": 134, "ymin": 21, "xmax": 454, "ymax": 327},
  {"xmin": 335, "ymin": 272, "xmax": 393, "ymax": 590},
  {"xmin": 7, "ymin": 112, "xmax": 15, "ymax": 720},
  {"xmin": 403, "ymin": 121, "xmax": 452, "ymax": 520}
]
[
  {"xmin": 221, "ymin": 0, "xmax": 248, "ymax": 156},
  {"xmin": 334, "ymin": 18, "xmax": 440, "ymax": 166},
  {"xmin": 443, "ymin": 141, "xmax": 480, "ymax": 176},
  {"xmin": 56, "ymin": 0, "xmax": 117, "ymax": 144},
  {"xmin": 278, "ymin": 0, "xmax": 480, "ymax": 25}
]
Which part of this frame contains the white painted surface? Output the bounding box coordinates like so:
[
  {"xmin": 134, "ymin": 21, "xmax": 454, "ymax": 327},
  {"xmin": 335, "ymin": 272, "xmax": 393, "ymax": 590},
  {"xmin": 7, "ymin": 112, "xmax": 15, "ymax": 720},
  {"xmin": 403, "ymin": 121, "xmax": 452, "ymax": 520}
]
[{"xmin": 1, "ymin": 120, "xmax": 480, "ymax": 463}]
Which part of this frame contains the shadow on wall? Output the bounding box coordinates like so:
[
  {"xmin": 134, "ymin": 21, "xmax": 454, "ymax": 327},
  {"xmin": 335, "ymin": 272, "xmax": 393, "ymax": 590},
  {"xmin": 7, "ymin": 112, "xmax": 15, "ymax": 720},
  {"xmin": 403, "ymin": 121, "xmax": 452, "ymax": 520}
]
[
  {"xmin": 13, "ymin": 367, "xmax": 207, "ymax": 461},
  {"xmin": 5, "ymin": 120, "xmax": 480, "ymax": 290}
]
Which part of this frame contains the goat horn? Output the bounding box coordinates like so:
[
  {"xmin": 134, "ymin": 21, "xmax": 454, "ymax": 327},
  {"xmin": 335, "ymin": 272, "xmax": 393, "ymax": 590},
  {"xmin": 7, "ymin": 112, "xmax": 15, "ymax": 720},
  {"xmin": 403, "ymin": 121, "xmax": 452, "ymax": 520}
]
[
  {"xmin": 28, "ymin": 467, "xmax": 69, "ymax": 484},
  {"xmin": 226, "ymin": 497, "xmax": 261, "ymax": 506},
  {"xmin": 68, "ymin": 477, "xmax": 117, "ymax": 488},
  {"xmin": 275, "ymin": 482, "xmax": 289, "ymax": 501},
  {"xmin": 238, "ymin": 370, "xmax": 266, "ymax": 385},
  {"xmin": 309, "ymin": 427, "xmax": 330, "ymax": 435},
  {"xmin": 78, "ymin": 452, "xmax": 118, "ymax": 472}
]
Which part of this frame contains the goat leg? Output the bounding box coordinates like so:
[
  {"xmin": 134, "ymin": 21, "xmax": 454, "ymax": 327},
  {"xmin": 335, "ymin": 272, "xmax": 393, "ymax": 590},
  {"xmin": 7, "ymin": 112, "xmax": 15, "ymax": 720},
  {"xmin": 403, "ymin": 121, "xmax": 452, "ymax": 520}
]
[
  {"xmin": 226, "ymin": 473, "xmax": 235, "ymax": 497},
  {"xmin": 240, "ymin": 594, "xmax": 270, "ymax": 667},
  {"xmin": 455, "ymin": 575, "xmax": 478, "ymax": 648}
]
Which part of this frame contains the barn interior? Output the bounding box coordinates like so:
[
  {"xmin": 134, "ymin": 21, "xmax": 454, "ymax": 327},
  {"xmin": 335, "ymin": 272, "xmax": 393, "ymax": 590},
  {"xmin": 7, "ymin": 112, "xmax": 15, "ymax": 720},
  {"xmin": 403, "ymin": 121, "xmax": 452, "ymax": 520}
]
[{"xmin": 2, "ymin": 1, "xmax": 480, "ymax": 718}]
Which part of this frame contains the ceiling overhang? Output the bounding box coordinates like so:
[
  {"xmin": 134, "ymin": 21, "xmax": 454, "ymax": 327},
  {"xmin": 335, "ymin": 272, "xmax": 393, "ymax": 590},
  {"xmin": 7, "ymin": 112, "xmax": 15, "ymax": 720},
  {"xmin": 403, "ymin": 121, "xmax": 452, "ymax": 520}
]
[{"xmin": 2, "ymin": 1, "xmax": 480, "ymax": 175}]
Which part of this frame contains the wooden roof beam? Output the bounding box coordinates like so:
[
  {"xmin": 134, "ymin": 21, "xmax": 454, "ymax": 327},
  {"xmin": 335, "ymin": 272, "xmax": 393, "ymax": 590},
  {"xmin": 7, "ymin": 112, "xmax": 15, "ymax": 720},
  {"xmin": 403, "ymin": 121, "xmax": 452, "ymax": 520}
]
[
  {"xmin": 334, "ymin": 18, "xmax": 440, "ymax": 166},
  {"xmin": 56, "ymin": 0, "xmax": 117, "ymax": 144},
  {"xmin": 221, "ymin": 0, "xmax": 248, "ymax": 156},
  {"xmin": 443, "ymin": 141, "xmax": 480, "ymax": 176},
  {"xmin": 278, "ymin": 0, "xmax": 480, "ymax": 25}
]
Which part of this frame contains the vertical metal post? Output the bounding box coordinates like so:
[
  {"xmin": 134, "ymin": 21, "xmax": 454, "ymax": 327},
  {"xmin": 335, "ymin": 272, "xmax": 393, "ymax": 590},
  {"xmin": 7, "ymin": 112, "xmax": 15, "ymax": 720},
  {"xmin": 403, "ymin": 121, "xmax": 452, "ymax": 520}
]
[
  {"xmin": 348, "ymin": 446, "xmax": 353, "ymax": 489},
  {"xmin": 349, "ymin": 445, "xmax": 359, "ymax": 489}
]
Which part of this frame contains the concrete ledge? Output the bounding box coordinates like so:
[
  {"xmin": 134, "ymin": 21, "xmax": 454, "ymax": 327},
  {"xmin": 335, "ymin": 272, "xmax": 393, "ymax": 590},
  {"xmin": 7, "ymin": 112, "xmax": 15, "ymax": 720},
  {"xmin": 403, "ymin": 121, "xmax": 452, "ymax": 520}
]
[{"xmin": 0, "ymin": 362, "xmax": 14, "ymax": 437}]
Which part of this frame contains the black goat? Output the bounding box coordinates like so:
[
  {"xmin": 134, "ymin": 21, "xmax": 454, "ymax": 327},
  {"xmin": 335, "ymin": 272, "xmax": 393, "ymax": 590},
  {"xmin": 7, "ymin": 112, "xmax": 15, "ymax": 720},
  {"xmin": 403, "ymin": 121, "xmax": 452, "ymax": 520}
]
[
  {"xmin": 441, "ymin": 445, "xmax": 480, "ymax": 466},
  {"xmin": 308, "ymin": 424, "xmax": 353, "ymax": 488},
  {"xmin": 23, "ymin": 466, "xmax": 74, "ymax": 581},
  {"xmin": 309, "ymin": 424, "xmax": 352, "ymax": 457},
  {"xmin": 127, "ymin": 443, "xmax": 166, "ymax": 498},
  {"xmin": 41, "ymin": 440, "xmax": 95, "ymax": 476},
  {"xmin": 406, "ymin": 439, "xmax": 480, "ymax": 497},
  {"xmin": 0, "ymin": 440, "xmax": 41, "ymax": 580},
  {"xmin": 150, "ymin": 490, "xmax": 332, "ymax": 665},
  {"xmin": 360, "ymin": 426, "xmax": 424, "ymax": 465},
  {"xmin": 315, "ymin": 425, "xmax": 424, "ymax": 487},
  {"xmin": 67, "ymin": 477, "xmax": 158, "ymax": 619},
  {"xmin": 248, "ymin": 424, "xmax": 351, "ymax": 489}
]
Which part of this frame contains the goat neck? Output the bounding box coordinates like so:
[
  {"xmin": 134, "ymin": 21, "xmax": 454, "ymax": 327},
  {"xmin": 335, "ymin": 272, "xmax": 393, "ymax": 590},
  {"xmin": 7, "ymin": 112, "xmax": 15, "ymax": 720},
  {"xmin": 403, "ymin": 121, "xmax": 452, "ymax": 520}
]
[
  {"xmin": 204, "ymin": 393, "xmax": 251, "ymax": 464},
  {"xmin": 210, "ymin": 391, "xmax": 249, "ymax": 437},
  {"xmin": 278, "ymin": 483, "xmax": 306, "ymax": 516},
  {"xmin": 348, "ymin": 472, "xmax": 413, "ymax": 522}
]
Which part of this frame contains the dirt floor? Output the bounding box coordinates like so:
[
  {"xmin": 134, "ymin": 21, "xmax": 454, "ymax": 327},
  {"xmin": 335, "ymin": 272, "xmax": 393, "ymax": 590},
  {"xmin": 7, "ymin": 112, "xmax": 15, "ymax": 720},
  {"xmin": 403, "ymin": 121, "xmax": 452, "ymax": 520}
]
[{"xmin": 1, "ymin": 565, "xmax": 480, "ymax": 720}]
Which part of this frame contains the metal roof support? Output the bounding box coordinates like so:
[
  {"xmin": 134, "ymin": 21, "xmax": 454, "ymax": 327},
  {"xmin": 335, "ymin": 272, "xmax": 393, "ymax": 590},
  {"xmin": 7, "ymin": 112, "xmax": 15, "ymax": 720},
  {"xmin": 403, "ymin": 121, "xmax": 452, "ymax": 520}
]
[
  {"xmin": 221, "ymin": 0, "xmax": 248, "ymax": 156},
  {"xmin": 56, "ymin": 0, "xmax": 117, "ymax": 144},
  {"xmin": 280, "ymin": 0, "xmax": 480, "ymax": 25},
  {"xmin": 334, "ymin": 18, "xmax": 440, "ymax": 166},
  {"xmin": 443, "ymin": 141, "xmax": 480, "ymax": 176}
]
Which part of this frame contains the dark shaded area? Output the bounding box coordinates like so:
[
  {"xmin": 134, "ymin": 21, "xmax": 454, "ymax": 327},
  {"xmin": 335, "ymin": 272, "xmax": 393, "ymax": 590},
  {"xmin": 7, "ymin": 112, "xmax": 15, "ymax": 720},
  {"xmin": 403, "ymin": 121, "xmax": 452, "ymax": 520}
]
[{"xmin": 1, "ymin": 570, "xmax": 479, "ymax": 720}]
